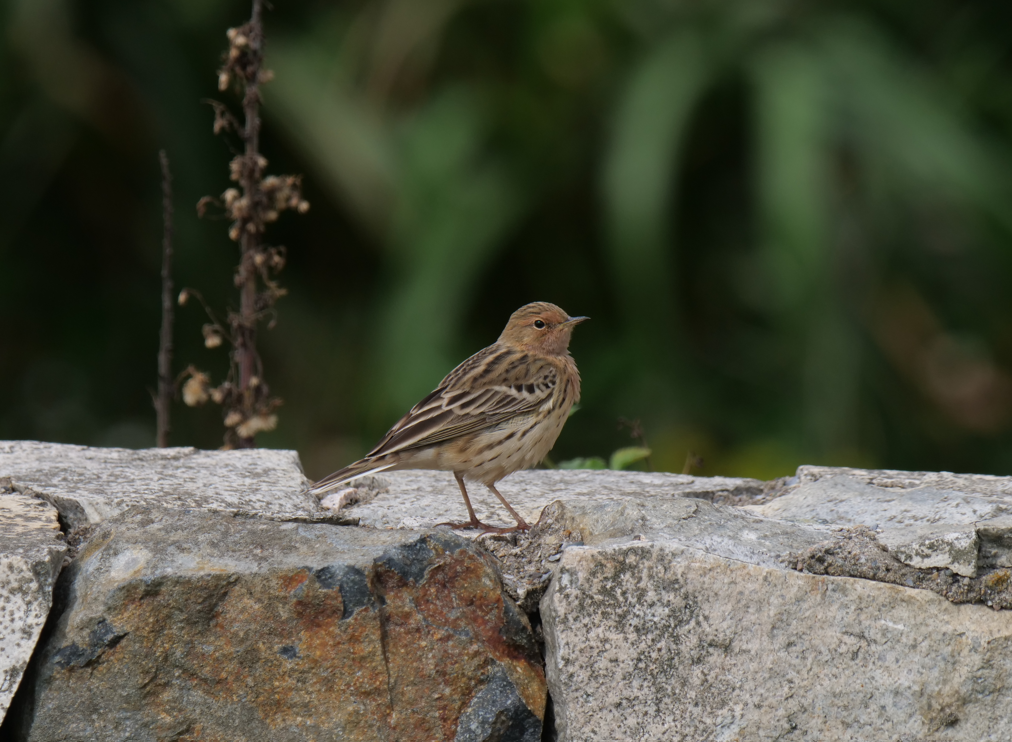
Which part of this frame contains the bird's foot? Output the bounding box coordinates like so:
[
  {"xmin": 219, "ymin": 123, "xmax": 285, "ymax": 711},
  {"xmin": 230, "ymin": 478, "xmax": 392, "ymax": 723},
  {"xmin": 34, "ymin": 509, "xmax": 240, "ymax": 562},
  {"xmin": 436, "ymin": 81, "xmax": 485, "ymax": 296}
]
[
  {"xmin": 436, "ymin": 518, "xmax": 530, "ymax": 535},
  {"xmin": 479, "ymin": 519, "xmax": 531, "ymax": 536},
  {"xmin": 436, "ymin": 518, "xmax": 498, "ymax": 531},
  {"xmin": 508, "ymin": 518, "xmax": 532, "ymax": 533},
  {"xmin": 478, "ymin": 524, "xmax": 529, "ymax": 536}
]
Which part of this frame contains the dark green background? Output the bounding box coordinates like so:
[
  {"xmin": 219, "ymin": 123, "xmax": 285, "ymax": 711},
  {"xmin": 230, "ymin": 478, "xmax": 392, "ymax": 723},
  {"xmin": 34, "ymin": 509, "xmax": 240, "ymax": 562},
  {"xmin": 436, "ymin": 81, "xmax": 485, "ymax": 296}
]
[{"xmin": 4, "ymin": 0, "xmax": 1012, "ymax": 481}]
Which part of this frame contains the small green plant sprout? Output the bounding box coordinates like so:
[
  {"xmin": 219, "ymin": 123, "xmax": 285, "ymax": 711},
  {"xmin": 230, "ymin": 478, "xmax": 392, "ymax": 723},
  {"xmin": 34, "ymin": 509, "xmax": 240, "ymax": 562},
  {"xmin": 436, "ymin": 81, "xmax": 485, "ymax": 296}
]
[
  {"xmin": 556, "ymin": 447, "xmax": 652, "ymax": 471},
  {"xmin": 554, "ymin": 417, "xmax": 652, "ymax": 471}
]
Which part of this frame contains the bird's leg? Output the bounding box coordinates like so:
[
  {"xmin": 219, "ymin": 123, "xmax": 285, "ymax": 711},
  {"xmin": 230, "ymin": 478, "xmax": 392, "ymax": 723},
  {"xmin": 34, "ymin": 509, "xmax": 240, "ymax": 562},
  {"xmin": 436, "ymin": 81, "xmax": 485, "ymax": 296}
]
[
  {"xmin": 486, "ymin": 482, "xmax": 531, "ymax": 532},
  {"xmin": 436, "ymin": 472, "xmax": 497, "ymax": 531}
]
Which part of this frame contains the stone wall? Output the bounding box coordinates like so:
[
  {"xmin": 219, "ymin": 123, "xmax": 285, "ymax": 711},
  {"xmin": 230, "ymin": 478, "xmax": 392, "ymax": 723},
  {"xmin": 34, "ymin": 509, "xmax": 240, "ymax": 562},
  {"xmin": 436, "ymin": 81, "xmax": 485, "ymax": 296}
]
[{"xmin": 4, "ymin": 440, "xmax": 1012, "ymax": 740}]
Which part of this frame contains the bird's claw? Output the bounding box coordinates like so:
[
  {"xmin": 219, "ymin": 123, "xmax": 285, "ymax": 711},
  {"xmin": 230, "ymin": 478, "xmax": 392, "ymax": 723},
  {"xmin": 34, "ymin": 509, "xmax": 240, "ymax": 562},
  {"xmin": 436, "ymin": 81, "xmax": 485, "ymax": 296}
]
[
  {"xmin": 436, "ymin": 519, "xmax": 496, "ymax": 531},
  {"xmin": 436, "ymin": 519, "xmax": 530, "ymax": 535}
]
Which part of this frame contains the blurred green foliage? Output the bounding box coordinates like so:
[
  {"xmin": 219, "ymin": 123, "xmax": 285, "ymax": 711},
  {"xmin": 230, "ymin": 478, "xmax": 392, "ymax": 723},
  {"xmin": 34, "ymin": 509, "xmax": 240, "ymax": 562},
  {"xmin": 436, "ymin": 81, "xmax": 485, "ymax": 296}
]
[
  {"xmin": 557, "ymin": 447, "xmax": 653, "ymax": 472},
  {"xmin": 4, "ymin": 0, "xmax": 1012, "ymax": 481}
]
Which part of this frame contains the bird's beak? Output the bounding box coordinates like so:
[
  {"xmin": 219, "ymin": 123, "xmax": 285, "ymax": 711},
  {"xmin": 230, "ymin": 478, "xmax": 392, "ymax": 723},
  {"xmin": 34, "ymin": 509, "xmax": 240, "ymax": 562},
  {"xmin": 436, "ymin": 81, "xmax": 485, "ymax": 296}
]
[{"xmin": 563, "ymin": 316, "xmax": 589, "ymax": 326}]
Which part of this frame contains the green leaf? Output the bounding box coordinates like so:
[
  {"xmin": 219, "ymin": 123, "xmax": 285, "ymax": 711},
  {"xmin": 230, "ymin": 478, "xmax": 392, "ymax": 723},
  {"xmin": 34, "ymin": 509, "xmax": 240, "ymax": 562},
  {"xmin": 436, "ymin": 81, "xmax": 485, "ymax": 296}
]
[
  {"xmin": 557, "ymin": 457, "xmax": 607, "ymax": 470},
  {"xmin": 609, "ymin": 447, "xmax": 652, "ymax": 471}
]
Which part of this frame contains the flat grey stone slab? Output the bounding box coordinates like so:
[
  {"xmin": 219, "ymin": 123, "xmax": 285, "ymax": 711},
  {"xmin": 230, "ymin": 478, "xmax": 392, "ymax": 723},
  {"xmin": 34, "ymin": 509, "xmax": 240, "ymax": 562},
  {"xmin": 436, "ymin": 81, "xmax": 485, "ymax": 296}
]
[
  {"xmin": 0, "ymin": 488, "xmax": 66, "ymax": 723},
  {"xmin": 795, "ymin": 465, "xmax": 1012, "ymax": 497},
  {"xmin": 536, "ymin": 496, "xmax": 831, "ymax": 568},
  {"xmin": 750, "ymin": 473, "xmax": 1012, "ymax": 528},
  {"xmin": 329, "ymin": 469, "xmax": 764, "ymax": 530},
  {"xmin": 0, "ymin": 441, "xmax": 319, "ymax": 530},
  {"xmin": 747, "ymin": 470, "xmax": 1012, "ymax": 577},
  {"xmin": 539, "ymin": 497, "xmax": 1012, "ymax": 742},
  {"xmin": 877, "ymin": 524, "xmax": 980, "ymax": 577}
]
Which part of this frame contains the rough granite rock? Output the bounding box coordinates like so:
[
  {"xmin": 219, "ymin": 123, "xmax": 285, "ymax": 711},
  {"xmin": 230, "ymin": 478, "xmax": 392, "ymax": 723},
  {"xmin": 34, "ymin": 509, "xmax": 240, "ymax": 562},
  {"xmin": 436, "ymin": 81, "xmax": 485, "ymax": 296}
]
[
  {"xmin": 747, "ymin": 471, "xmax": 1012, "ymax": 578},
  {"xmin": 0, "ymin": 483, "xmax": 66, "ymax": 723},
  {"xmin": 0, "ymin": 440, "xmax": 322, "ymax": 529},
  {"xmin": 787, "ymin": 526, "xmax": 1012, "ymax": 610},
  {"xmin": 329, "ymin": 469, "xmax": 765, "ymax": 530},
  {"xmin": 539, "ymin": 497, "xmax": 1012, "ymax": 742},
  {"xmin": 877, "ymin": 524, "xmax": 980, "ymax": 577},
  {"xmin": 750, "ymin": 473, "xmax": 1012, "ymax": 528},
  {"xmin": 24, "ymin": 507, "xmax": 545, "ymax": 742},
  {"xmin": 794, "ymin": 465, "xmax": 1012, "ymax": 496}
]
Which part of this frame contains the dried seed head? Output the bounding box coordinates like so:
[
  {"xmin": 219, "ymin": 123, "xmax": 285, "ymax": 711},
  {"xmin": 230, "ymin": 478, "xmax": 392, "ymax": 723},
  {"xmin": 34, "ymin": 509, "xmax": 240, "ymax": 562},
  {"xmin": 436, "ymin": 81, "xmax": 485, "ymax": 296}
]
[
  {"xmin": 236, "ymin": 414, "xmax": 278, "ymax": 439},
  {"xmin": 249, "ymin": 376, "xmax": 261, "ymax": 388},
  {"xmin": 231, "ymin": 196, "xmax": 250, "ymax": 219},
  {"xmin": 258, "ymin": 69, "xmax": 275, "ymax": 84},
  {"xmin": 224, "ymin": 410, "xmax": 244, "ymax": 427},
  {"xmin": 210, "ymin": 385, "xmax": 227, "ymax": 405},
  {"xmin": 297, "ymin": 200, "xmax": 310, "ymax": 214},
  {"xmin": 218, "ymin": 71, "xmax": 230, "ymax": 91},
  {"xmin": 229, "ymin": 156, "xmax": 243, "ymax": 181},
  {"xmin": 182, "ymin": 372, "xmax": 211, "ymax": 407},
  {"xmin": 178, "ymin": 289, "xmax": 190, "ymax": 306},
  {"xmin": 196, "ymin": 195, "xmax": 215, "ymax": 218},
  {"xmin": 226, "ymin": 27, "xmax": 239, "ymax": 41},
  {"xmin": 264, "ymin": 210, "xmax": 279, "ymax": 223},
  {"xmin": 228, "ymin": 224, "xmax": 241, "ymax": 241},
  {"xmin": 223, "ymin": 188, "xmax": 240, "ymax": 208},
  {"xmin": 202, "ymin": 324, "xmax": 223, "ymax": 349}
]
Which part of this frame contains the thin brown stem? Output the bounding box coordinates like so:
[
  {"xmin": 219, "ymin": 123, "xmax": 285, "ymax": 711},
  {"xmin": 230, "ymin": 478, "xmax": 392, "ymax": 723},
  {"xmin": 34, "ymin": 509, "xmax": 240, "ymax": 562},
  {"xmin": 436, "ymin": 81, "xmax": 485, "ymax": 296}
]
[
  {"xmin": 189, "ymin": 0, "xmax": 301, "ymax": 449},
  {"xmin": 156, "ymin": 150, "xmax": 175, "ymax": 448},
  {"xmin": 235, "ymin": 0, "xmax": 265, "ymax": 449}
]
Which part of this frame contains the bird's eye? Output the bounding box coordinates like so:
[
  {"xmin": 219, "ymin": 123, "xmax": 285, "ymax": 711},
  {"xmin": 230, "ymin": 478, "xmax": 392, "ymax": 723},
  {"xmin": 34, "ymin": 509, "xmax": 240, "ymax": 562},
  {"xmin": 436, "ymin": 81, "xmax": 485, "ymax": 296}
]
[{"xmin": 533, "ymin": 320, "xmax": 546, "ymax": 329}]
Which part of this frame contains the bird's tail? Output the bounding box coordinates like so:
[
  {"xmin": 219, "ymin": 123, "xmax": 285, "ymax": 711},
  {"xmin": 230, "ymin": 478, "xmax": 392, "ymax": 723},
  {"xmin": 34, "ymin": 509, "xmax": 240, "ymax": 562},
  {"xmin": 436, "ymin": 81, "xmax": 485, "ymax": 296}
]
[{"xmin": 307, "ymin": 457, "xmax": 396, "ymax": 497}]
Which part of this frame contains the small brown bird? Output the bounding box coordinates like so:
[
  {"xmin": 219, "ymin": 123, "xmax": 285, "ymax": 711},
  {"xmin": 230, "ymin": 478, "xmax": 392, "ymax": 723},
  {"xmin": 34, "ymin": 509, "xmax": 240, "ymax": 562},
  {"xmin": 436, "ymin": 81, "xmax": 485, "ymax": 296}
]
[{"xmin": 310, "ymin": 302, "xmax": 587, "ymax": 531}]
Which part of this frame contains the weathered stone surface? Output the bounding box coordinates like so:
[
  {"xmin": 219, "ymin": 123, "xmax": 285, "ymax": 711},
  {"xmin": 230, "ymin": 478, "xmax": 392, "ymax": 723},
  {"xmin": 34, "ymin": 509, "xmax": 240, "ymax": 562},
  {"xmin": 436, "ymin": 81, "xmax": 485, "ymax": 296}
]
[
  {"xmin": 748, "ymin": 471, "xmax": 1012, "ymax": 577},
  {"xmin": 788, "ymin": 526, "xmax": 1012, "ymax": 610},
  {"xmin": 25, "ymin": 508, "xmax": 545, "ymax": 742},
  {"xmin": 329, "ymin": 469, "xmax": 765, "ymax": 530},
  {"xmin": 0, "ymin": 440, "xmax": 320, "ymax": 529},
  {"xmin": 540, "ymin": 497, "xmax": 1012, "ymax": 742},
  {"xmin": 750, "ymin": 473, "xmax": 1012, "ymax": 528},
  {"xmin": 794, "ymin": 464, "xmax": 1012, "ymax": 497},
  {"xmin": 0, "ymin": 484, "xmax": 66, "ymax": 723},
  {"xmin": 481, "ymin": 494, "xmax": 831, "ymax": 622},
  {"xmin": 878, "ymin": 524, "xmax": 979, "ymax": 577}
]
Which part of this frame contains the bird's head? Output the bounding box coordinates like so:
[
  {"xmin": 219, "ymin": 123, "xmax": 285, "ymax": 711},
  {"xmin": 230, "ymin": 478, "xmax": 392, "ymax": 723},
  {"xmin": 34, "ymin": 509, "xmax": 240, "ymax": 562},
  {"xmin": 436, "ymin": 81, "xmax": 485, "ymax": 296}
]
[{"xmin": 498, "ymin": 302, "xmax": 588, "ymax": 355}]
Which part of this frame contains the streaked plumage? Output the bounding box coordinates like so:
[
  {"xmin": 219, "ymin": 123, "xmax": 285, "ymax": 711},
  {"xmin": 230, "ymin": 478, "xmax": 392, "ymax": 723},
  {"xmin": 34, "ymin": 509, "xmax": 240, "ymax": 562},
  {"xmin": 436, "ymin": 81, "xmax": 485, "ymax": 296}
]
[{"xmin": 310, "ymin": 302, "xmax": 587, "ymax": 531}]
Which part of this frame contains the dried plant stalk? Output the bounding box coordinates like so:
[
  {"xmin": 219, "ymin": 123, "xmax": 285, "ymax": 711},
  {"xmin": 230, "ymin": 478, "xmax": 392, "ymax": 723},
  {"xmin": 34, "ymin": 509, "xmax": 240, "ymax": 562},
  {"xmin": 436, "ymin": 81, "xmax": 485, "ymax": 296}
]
[
  {"xmin": 156, "ymin": 150, "xmax": 174, "ymax": 447},
  {"xmin": 180, "ymin": 0, "xmax": 308, "ymax": 450}
]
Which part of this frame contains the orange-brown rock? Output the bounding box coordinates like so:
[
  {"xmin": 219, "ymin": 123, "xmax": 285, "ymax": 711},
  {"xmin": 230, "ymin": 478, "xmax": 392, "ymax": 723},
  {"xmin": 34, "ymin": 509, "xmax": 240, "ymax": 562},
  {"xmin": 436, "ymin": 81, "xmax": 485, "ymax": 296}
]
[{"xmin": 23, "ymin": 508, "xmax": 545, "ymax": 741}]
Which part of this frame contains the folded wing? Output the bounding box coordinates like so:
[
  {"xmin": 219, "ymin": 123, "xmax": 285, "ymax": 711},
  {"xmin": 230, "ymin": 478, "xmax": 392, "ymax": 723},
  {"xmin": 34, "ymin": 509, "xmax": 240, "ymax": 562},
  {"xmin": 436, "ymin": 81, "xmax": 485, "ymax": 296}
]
[{"xmin": 366, "ymin": 352, "xmax": 558, "ymax": 458}]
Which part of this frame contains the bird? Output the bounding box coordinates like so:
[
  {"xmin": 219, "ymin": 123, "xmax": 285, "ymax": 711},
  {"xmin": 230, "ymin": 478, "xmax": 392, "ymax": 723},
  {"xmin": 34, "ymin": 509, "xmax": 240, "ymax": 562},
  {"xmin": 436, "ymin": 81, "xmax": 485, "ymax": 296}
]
[{"xmin": 309, "ymin": 302, "xmax": 587, "ymax": 532}]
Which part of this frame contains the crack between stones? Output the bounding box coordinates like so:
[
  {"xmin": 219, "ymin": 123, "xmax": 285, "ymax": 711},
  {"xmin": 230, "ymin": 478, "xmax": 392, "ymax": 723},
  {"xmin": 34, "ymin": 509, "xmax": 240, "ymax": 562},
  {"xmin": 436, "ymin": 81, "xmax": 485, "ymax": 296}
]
[
  {"xmin": 371, "ymin": 570, "xmax": 397, "ymax": 742},
  {"xmin": 0, "ymin": 480, "xmax": 76, "ymax": 740}
]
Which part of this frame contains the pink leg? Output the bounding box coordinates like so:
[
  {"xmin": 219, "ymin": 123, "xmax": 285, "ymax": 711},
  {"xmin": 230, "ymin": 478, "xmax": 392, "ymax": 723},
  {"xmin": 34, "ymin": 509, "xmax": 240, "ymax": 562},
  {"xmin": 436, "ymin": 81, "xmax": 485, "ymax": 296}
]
[
  {"xmin": 486, "ymin": 482, "xmax": 530, "ymax": 531},
  {"xmin": 436, "ymin": 472, "xmax": 497, "ymax": 531}
]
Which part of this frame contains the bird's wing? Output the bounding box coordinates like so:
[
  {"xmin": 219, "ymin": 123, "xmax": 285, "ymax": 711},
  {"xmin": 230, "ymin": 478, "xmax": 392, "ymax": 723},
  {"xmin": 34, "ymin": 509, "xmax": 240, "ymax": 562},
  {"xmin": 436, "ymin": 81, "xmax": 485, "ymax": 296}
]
[{"xmin": 365, "ymin": 349, "xmax": 558, "ymax": 457}]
